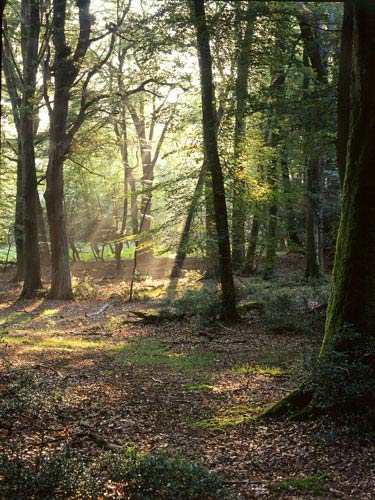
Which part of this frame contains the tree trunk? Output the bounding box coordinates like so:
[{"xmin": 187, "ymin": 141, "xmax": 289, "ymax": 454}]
[
  {"xmin": 322, "ymin": 1, "xmax": 375, "ymax": 345},
  {"xmin": 243, "ymin": 214, "xmax": 260, "ymax": 275},
  {"xmin": 44, "ymin": 0, "xmax": 91, "ymax": 299},
  {"xmin": 191, "ymin": 0, "xmax": 238, "ymax": 321},
  {"xmin": 14, "ymin": 146, "xmax": 24, "ymax": 281},
  {"xmin": 305, "ymin": 158, "xmax": 324, "ymax": 277},
  {"xmin": 37, "ymin": 194, "xmax": 50, "ymax": 265},
  {"xmin": 336, "ymin": 1, "xmax": 353, "ymax": 189},
  {"xmin": 282, "ymin": 163, "xmax": 302, "ymax": 247},
  {"xmin": 231, "ymin": 1, "xmax": 255, "ymax": 270},
  {"xmin": 171, "ymin": 163, "xmax": 205, "ymax": 279},
  {"xmin": 2, "ymin": 24, "xmax": 23, "ymax": 281},
  {"xmin": 20, "ymin": 0, "xmax": 42, "ymax": 297},
  {"xmin": 204, "ymin": 171, "xmax": 219, "ymax": 279},
  {"xmin": 298, "ymin": 9, "xmax": 327, "ymax": 278}
]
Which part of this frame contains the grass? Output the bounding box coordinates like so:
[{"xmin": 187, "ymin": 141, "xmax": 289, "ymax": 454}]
[
  {"xmin": 194, "ymin": 406, "xmax": 262, "ymax": 431},
  {"xmin": 113, "ymin": 337, "xmax": 213, "ymax": 372},
  {"xmin": 0, "ymin": 335, "xmax": 107, "ymax": 350},
  {"xmin": 0, "ymin": 311, "xmax": 34, "ymax": 329},
  {"xmin": 267, "ymin": 475, "xmax": 330, "ymax": 496}
]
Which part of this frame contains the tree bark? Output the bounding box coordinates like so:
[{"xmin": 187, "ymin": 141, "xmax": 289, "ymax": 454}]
[
  {"xmin": 191, "ymin": 0, "xmax": 238, "ymax": 321},
  {"xmin": 19, "ymin": 0, "xmax": 42, "ymax": 297}
]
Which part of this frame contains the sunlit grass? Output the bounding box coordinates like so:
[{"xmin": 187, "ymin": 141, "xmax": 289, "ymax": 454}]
[
  {"xmin": 39, "ymin": 308, "xmax": 60, "ymax": 317},
  {"xmin": 0, "ymin": 335, "xmax": 107, "ymax": 350},
  {"xmin": 113, "ymin": 337, "xmax": 213, "ymax": 372},
  {"xmin": 231, "ymin": 363, "xmax": 284, "ymax": 376}
]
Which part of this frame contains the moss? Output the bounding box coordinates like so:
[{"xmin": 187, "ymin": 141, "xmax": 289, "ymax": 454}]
[
  {"xmin": 194, "ymin": 406, "xmax": 261, "ymax": 431},
  {"xmin": 267, "ymin": 475, "xmax": 330, "ymax": 496},
  {"xmin": 182, "ymin": 383, "xmax": 214, "ymax": 391}
]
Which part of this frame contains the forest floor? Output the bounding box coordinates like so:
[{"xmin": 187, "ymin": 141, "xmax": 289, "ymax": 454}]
[{"xmin": 0, "ymin": 255, "xmax": 374, "ymax": 499}]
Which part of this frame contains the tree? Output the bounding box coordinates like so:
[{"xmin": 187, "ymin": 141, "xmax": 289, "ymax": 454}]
[
  {"xmin": 190, "ymin": 0, "xmax": 237, "ymax": 321},
  {"xmin": 2, "ymin": 0, "xmax": 44, "ymax": 294},
  {"xmin": 262, "ymin": 0, "xmax": 375, "ymax": 419},
  {"xmin": 19, "ymin": 0, "xmax": 43, "ymax": 297},
  {"xmin": 231, "ymin": 0, "xmax": 256, "ymax": 270}
]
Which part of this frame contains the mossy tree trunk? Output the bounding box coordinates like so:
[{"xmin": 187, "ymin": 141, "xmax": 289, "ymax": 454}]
[
  {"xmin": 191, "ymin": 0, "xmax": 238, "ymax": 321},
  {"xmin": 322, "ymin": 1, "xmax": 375, "ymax": 347}
]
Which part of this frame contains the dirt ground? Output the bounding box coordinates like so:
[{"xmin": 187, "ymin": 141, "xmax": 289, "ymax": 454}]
[{"xmin": 0, "ymin": 258, "xmax": 374, "ymax": 499}]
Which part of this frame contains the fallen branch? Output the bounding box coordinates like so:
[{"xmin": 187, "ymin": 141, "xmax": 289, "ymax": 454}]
[
  {"xmin": 10, "ymin": 364, "xmax": 65, "ymax": 379},
  {"xmin": 86, "ymin": 303, "xmax": 110, "ymax": 317},
  {"xmin": 79, "ymin": 431, "xmax": 125, "ymax": 451}
]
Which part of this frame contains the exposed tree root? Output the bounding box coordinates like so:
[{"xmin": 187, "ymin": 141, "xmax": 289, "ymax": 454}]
[{"xmin": 259, "ymin": 386, "xmax": 315, "ymax": 420}]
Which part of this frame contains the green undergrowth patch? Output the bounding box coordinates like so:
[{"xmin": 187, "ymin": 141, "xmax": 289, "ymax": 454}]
[
  {"xmin": 232, "ymin": 363, "xmax": 284, "ymax": 376},
  {"xmin": 182, "ymin": 383, "xmax": 214, "ymax": 391},
  {"xmin": 267, "ymin": 475, "xmax": 330, "ymax": 496},
  {"xmin": 194, "ymin": 406, "xmax": 262, "ymax": 431},
  {"xmin": 0, "ymin": 335, "xmax": 107, "ymax": 350},
  {"xmin": 113, "ymin": 337, "xmax": 213, "ymax": 372}
]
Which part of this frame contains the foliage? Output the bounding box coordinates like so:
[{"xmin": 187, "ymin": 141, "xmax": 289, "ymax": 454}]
[
  {"xmin": 305, "ymin": 326, "xmax": 375, "ymax": 421},
  {"xmin": 242, "ymin": 276, "xmax": 329, "ymax": 334},
  {"xmin": 161, "ymin": 287, "xmax": 221, "ymax": 325},
  {"xmin": 72, "ymin": 274, "xmax": 100, "ymax": 300},
  {"xmin": 95, "ymin": 448, "xmax": 227, "ymax": 500},
  {"xmin": 0, "ymin": 448, "xmax": 227, "ymax": 500}
]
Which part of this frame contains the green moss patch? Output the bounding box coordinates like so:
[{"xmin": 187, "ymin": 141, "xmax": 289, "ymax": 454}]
[
  {"xmin": 194, "ymin": 406, "xmax": 262, "ymax": 431},
  {"xmin": 182, "ymin": 383, "xmax": 214, "ymax": 391},
  {"xmin": 267, "ymin": 475, "xmax": 330, "ymax": 496}
]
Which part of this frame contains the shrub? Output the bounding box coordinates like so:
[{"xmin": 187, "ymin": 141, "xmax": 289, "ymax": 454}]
[
  {"xmin": 242, "ymin": 278, "xmax": 329, "ymax": 334},
  {"xmin": 162, "ymin": 288, "xmax": 221, "ymax": 325},
  {"xmin": 0, "ymin": 448, "xmax": 229, "ymax": 500},
  {"xmin": 72, "ymin": 274, "xmax": 100, "ymax": 300},
  {"xmin": 96, "ymin": 448, "xmax": 227, "ymax": 500},
  {"xmin": 305, "ymin": 326, "xmax": 375, "ymax": 422}
]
